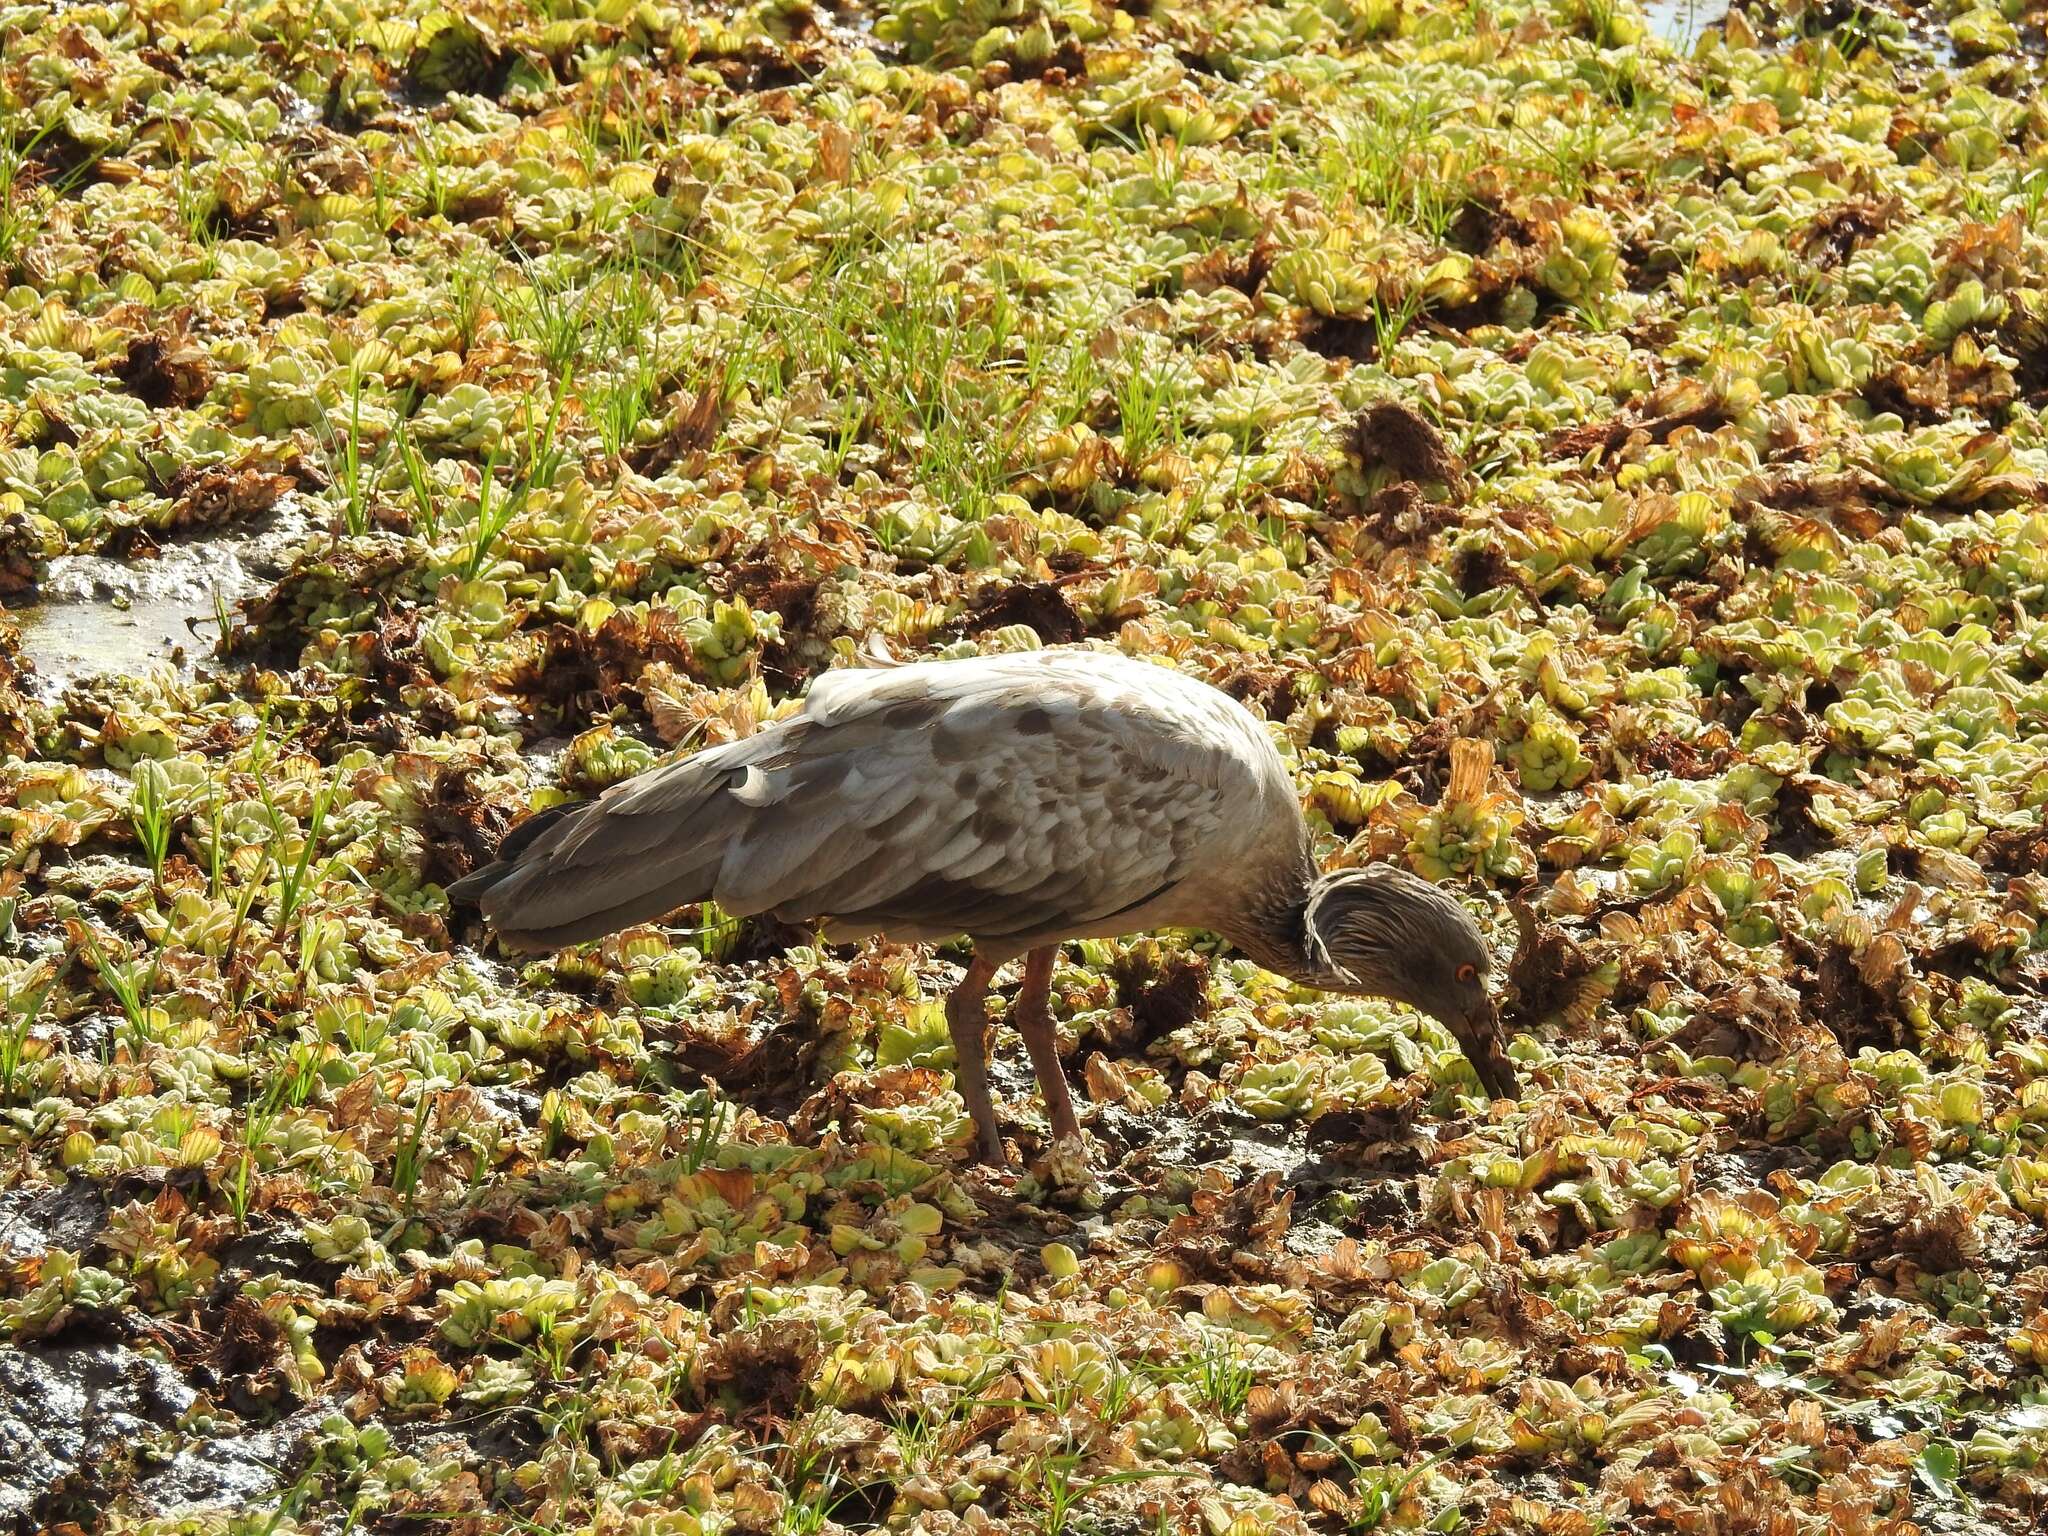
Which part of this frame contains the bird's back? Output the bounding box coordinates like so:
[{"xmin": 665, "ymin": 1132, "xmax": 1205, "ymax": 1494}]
[{"xmin": 451, "ymin": 646, "xmax": 1302, "ymax": 955}]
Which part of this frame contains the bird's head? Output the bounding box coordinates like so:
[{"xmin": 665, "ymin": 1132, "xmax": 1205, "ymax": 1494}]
[{"xmin": 1301, "ymin": 864, "xmax": 1515, "ymax": 1097}]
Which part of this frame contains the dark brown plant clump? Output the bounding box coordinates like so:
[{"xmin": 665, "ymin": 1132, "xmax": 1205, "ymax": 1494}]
[
  {"xmin": 628, "ymin": 383, "xmax": 728, "ymax": 478},
  {"xmin": 1800, "ymin": 196, "xmax": 1898, "ymax": 266},
  {"xmin": 1356, "ymin": 479, "xmax": 1462, "ymax": 545},
  {"xmin": 1547, "ymin": 382, "xmax": 1732, "ymax": 462},
  {"xmin": 114, "ymin": 323, "xmax": 214, "ymax": 409},
  {"xmin": 953, "ymin": 579, "xmax": 1085, "ymax": 645},
  {"xmin": 417, "ymin": 763, "xmax": 518, "ymax": 886},
  {"xmin": 1344, "ymin": 400, "xmax": 1471, "ymax": 502}
]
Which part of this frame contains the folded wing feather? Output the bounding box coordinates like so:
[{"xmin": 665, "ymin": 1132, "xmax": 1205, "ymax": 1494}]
[{"xmin": 451, "ymin": 651, "xmax": 1262, "ymax": 953}]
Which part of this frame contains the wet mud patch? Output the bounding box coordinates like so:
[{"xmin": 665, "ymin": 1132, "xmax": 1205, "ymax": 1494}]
[
  {"xmin": 0, "ymin": 1335, "xmax": 194, "ymax": 1524},
  {"xmin": 7, "ymin": 499, "xmax": 316, "ymax": 699},
  {"xmin": 0, "ymin": 1180, "xmax": 108, "ymax": 1261},
  {"xmin": 120, "ymin": 1407, "xmax": 316, "ymax": 1518},
  {"xmin": 1116, "ymin": 1108, "xmax": 1312, "ymax": 1189}
]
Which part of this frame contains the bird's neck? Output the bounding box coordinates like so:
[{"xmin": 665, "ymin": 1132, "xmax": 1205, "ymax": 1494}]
[{"xmin": 1219, "ymin": 856, "xmax": 1350, "ymax": 991}]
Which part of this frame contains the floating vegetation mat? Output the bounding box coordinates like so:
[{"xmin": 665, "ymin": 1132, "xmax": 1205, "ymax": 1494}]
[{"xmin": 1, "ymin": 0, "xmax": 2047, "ymax": 1530}]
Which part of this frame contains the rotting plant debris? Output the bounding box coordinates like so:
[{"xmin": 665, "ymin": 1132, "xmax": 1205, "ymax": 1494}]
[{"xmin": 1, "ymin": 0, "xmax": 2047, "ymax": 1532}]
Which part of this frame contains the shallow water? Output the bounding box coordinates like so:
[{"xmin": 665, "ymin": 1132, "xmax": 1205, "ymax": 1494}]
[
  {"xmin": 0, "ymin": 1338, "xmax": 196, "ymax": 1523},
  {"xmin": 129, "ymin": 1413, "xmax": 305, "ymax": 1516},
  {"xmin": 0, "ymin": 1331, "xmax": 312, "ymax": 1520},
  {"xmin": 0, "ymin": 1181, "xmax": 106, "ymax": 1260},
  {"xmin": 9, "ymin": 499, "xmax": 316, "ymax": 699},
  {"xmin": 1644, "ymin": 0, "xmax": 1722, "ymax": 51}
]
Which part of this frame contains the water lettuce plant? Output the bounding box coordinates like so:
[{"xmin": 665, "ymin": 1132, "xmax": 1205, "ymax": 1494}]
[{"xmin": 0, "ymin": 0, "xmax": 2044, "ymax": 1530}]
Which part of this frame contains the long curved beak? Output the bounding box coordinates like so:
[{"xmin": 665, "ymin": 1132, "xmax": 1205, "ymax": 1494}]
[{"xmin": 1459, "ymin": 995, "xmax": 1520, "ymax": 1102}]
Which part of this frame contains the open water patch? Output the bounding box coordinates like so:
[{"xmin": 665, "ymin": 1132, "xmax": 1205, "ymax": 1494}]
[{"xmin": 9, "ymin": 498, "xmax": 316, "ymax": 699}]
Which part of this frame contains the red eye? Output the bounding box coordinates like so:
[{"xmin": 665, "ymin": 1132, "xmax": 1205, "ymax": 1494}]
[{"xmin": 1456, "ymin": 963, "xmax": 1478, "ymax": 984}]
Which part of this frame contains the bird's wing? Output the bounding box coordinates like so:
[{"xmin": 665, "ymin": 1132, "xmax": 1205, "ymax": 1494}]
[
  {"xmin": 460, "ymin": 649, "xmax": 1277, "ymax": 951},
  {"xmin": 710, "ymin": 652, "xmax": 1261, "ymax": 941}
]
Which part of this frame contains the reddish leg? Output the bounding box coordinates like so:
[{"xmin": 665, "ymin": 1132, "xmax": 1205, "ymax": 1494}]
[
  {"xmin": 1013, "ymin": 946, "xmax": 1080, "ymax": 1144},
  {"xmin": 944, "ymin": 953, "xmax": 1005, "ymax": 1163}
]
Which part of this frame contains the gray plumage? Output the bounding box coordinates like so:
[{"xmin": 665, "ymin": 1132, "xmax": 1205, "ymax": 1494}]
[{"xmin": 451, "ymin": 646, "xmax": 1517, "ymax": 1160}]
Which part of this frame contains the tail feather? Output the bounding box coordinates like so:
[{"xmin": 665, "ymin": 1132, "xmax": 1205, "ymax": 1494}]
[
  {"xmin": 491, "ymin": 867, "xmax": 727, "ymax": 952},
  {"xmin": 445, "ymin": 799, "xmax": 582, "ymax": 905},
  {"xmin": 447, "ymin": 751, "xmax": 744, "ymax": 950}
]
